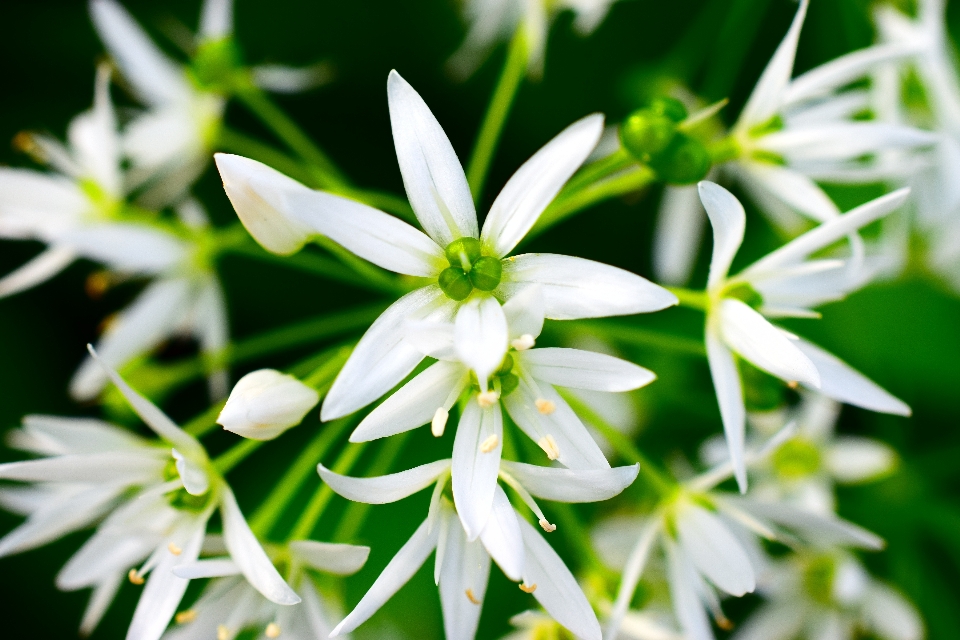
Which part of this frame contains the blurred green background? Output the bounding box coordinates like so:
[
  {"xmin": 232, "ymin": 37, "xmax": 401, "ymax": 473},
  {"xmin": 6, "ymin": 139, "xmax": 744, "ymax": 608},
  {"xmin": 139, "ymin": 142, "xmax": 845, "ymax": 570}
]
[{"xmin": 1, "ymin": 0, "xmax": 959, "ymax": 637}]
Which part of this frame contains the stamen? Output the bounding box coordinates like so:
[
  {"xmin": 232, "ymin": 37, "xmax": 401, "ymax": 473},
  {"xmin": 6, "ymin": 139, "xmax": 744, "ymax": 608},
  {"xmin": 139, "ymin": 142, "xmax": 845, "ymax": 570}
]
[
  {"xmin": 465, "ymin": 589, "xmax": 481, "ymax": 605},
  {"xmin": 519, "ymin": 583, "xmax": 537, "ymax": 593},
  {"xmin": 511, "ymin": 334, "xmax": 535, "ymax": 351},
  {"xmin": 431, "ymin": 407, "xmax": 448, "ymax": 437},
  {"xmin": 535, "ymin": 399, "xmax": 555, "ymax": 415},
  {"xmin": 85, "ymin": 272, "xmax": 111, "ymax": 299},
  {"xmin": 127, "ymin": 569, "xmax": 144, "ymax": 585},
  {"xmin": 168, "ymin": 542, "xmax": 182, "ymax": 556},
  {"xmin": 217, "ymin": 625, "xmax": 230, "ymax": 640},
  {"xmin": 175, "ymin": 610, "xmax": 197, "ymax": 624},
  {"xmin": 479, "ymin": 434, "xmax": 499, "ymax": 453},
  {"xmin": 538, "ymin": 518, "xmax": 557, "ymax": 533},
  {"xmin": 716, "ymin": 614, "xmax": 734, "ymax": 631},
  {"xmin": 477, "ymin": 390, "xmax": 499, "ymax": 408},
  {"xmin": 265, "ymin": 622, "xmax": 282, "ymax": 638},
  {"xmin": 786, "ymin": 380, "xmax": 799, "ymax": 390},
  {"xmin": 538, "ymin": 434, "xmax": 560, "ymax": 460}
]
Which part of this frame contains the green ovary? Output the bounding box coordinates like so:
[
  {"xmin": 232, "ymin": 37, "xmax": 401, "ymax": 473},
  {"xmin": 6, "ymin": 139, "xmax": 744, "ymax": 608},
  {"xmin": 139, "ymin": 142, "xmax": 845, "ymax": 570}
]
[{"xmin": 438, "ymin": 237, "xmax": 503, "ymax": 300}]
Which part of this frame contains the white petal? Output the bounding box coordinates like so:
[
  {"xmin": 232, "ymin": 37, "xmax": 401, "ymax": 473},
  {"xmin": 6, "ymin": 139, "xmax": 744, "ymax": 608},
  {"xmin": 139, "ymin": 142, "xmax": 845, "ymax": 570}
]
[
  {"xmin": 706, "ymin": 325, "xmax": 747, "ymax": 493},
  {"xmin": 289, "ymin": 540, "xmax": 370, "ymax": 575},
  {"xmin": 0, "ymin": 245, "xmax": 75, "ymax": 299},
  {"xmin": 0, "ymin": 168, "xmax": 87, "ymax": 238},
  {"xmin": 199, "ymin": 0, "xmax": 233, "ymax": 38},
  {"xmin": 90, "ymin": 0, "xmax": 192, "ymax": 107},
  {"xmin": 664, "ymin": 541, "xmax": 714, "ymax": 640},
  {"xmin": 727, "ymin": 497, "xmax": 884, "ymax": 549},
  {"xmin": 172, "ymin": 448, "xmax": 210, "ymax": 496},
  {"xmin": 330, "ymin": 517, "xmax": 440, "ymax": 636},
  {"xmin": 452, "ymin": 401, "xmax": 503, "ymax": 539},
  {"xmin": 60, "ymin": 223, "xmax": 188, "ymax": 273},
  {"xmin": 481, "ymin": 114, "xmax": 604, "ymax": 257},
  {"xmin": 863, "ymin": 583, "xmax": 924, "ymax": 640},
  {"xmin": 322, "ymin": 286, "xmax": 452, "ymax": 420},
  {"xmin": 214, "ymin": 153, "xmax": 316, "ymax": 255},
  {"xmin": 604, "ymin": 520, "xmax": 661, "ymax": 640},
  {"xmin": 758, "ymin": 123, "xmax": 937, "ymax": 164},
  {"xmin": 251, "ymin": 62, "xmax": 334, "ymax": 93},
  {"xmin": 171, "ymin": 558, "xmax": 241, "ymax": 579},
  {"xmin": 78, "ymin": 572, "xmax": 124, "ymax": 637},
  {"xmin": 500, "ymin": 254, "xmax": 677, "ymax": 320},
  {"xmin": 0, "ymin": 452, "xmax": 164, "ymax": 484},
  {"xmin": 220, "ymin": 484, "xmax": 300, "ymax": 605},
  {"xmin": 478, "ymin": 485, "xmax": 524, "ymax": 581},
  {"xmin": 675, "ymin": 504, "xmax": 755, "ymax": 596},
  {"xmin": 501, "ymin": 283, "xmax": 545, "ymax": 340},
  {"xmin": 792, "ymin": 337, "xmax": 911, "ymax": 416},
  {"xmin": 439, "ymin": 508, "xmax": 492, "ymax": 639},
  {"xmin": 218, "ymin": 369, "xmax": 319, "ymax": 441},
  {"xmin": 18, "ymin": 415, "xmax": 149, "ymax": 455},
  {"xmin": 653, "ymin": 184, "xmax": 707, "ymax": 286},
  {"xmin": 404, "ymin": 320, "xmax": 458, "ymax": 360},
  {"xmin": 318, "ymin": 459, "xmax": 451, "ymax": 504},
  {"xmin": 351, "ymin": 361, "xmax": 468, "ymax": 441},
  {"xmin": 286, "ymin": 187, "xmax": 446, "ymax": 276},
  {"xmin": 518, "ymin": 347, "xmax": 655, "ymax": 392},
  {"xmin": 388, "ymin": 70, "xmax": 477, "ymax": 246},
  {"xmin": 719, "ymin": 299, "xmax": 820, "ymax": 387},
  {"xmin": 825, "ymin": 437, "xmax": 897, "ymax": 484},
  {"xmin": 70, "ymin": 65, "xmax": 121, "ymax": 196},
  {"xmin": 737, "ymin": 163, "xmax": 839, "ymax": 224},
  {"xmin": 729, "ymin": 603, "xmax": 806, "ymax": 640},
  {"xmin": 454, "ymin": 296, "xmax": 508, "ymax": 387},
  {"xmin": 699, "ymin": 181, "xmax": 746, "ymax": 290},
  {"xmin": 500, "ymin": 461, "xmax": 638, "ymax": 503},
  {"xmin": 518, "ymin": 515, "xmax": 601, "ymax": 640},
  {"xmin": 736, "ymin": 0, "xmax": 808, "ymax": 127}
]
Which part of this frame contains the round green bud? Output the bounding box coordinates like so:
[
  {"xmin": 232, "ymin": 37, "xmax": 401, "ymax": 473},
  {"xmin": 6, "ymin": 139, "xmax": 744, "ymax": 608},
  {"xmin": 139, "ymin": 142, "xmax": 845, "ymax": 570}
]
[
  {"xmin": 496, "ymin": 354, "xmax": 515, "ymax": 377},
  {"xmin": 620, "ymin": 110, "xmax": 676, "ymax": 159},
  {"xmin": 469, "ymin": 256, "xmax": 502, "ymax": 291},
  {"xmin": 499, "ymin": 373, "xmax": 520, "ymax": 397},
  {"xmin": 650, "ymin": 96, "xmax": 688, "ymax": 123},
  {"xmin": 439, "ymin": 267, "xmax": 473, "ymax": 301},
  {"xmin": 772, "ymin": 438, "xmax": 822, "ymax": 479},
  {"xmin": 650, "ymin": 133, "xmax": 711, "ymax": 184},
  {"xmin": 445, "ymin": 237, "xmax": 482, "ymax": 270}
]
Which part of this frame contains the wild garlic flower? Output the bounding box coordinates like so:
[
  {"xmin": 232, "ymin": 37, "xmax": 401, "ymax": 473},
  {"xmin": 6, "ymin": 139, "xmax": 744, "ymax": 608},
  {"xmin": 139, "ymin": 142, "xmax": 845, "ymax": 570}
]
[
  {"xmin": 733, "ymin": 552, "xmax": 923, "ymax": 640},
  {"xmin": 164, "ymin": 539, "xmax": 369, "ymax": 640},
  {"xmin": 697, "ymin": 181, "xmax": 910, "ymax": 491},
  {"xmin": 351, "ymin": 285, "xmax": 654, "ymax": 539},
  {"xmin": 502, "ymin": 609, "xmax": 683, "ymax": 640},
  {"xmin": 0, "ymin": 349, "xmax": 297, "ymax": 639},
  {"xmin": 318, "ymin": 457, "xmax": 640, "ymax": 640},
  {"xmin": 598, "ymin": 428, "xmax": 884, "ymax": 640},
  {"xmin": 215, "ymin": 70, "xmax": 675, "ymax": 423},
  {"xmin": 217, "ymin": 369, "xmax": 320, "ymax": 440}
]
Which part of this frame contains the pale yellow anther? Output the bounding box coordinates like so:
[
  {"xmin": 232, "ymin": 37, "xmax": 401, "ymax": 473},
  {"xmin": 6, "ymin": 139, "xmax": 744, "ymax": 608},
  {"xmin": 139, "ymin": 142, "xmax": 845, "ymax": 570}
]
[
  {"xmin": 168, "ymin": 542, "xmax": 182, "ymax": 556},
  {"xmin": 431, "ymin": 407, "xmax": 448, "ymax": 437},
  {"xmin": 465, "ymin": 588, "xmax": 481, "ymax": 605},
  {"xmin": 477, "ymin": 390, "xmax": 499, "ymax": 408},
  {"xmin": 539, "ymin": 518, "xmax": 557, "ymax": 533},
  {"xmin": 265, "ymin": 622, "xmax": 281, "ymax": 638},
  {"xmin": 538, "ymin": 434, "xmax": 560, "ymax": 460},
  {"xmin": 511, "ymin": 334, "xmax": 535, "ymax": 351},
  {"xmin": 535, "ymin": 398, "xmax": 555, "ymax": 415},
  {"xmin": 217, "ymin": 624, "xmax": 230, "ymax": 640},
  {"xmin": 127, "ymin": 568, "xmax": 144, "ymax": 585},
  {"xmin": 175, "ymin": 610, "xmax": 197, "ymax": 624},
  {"xmin": 519, "ymin": 583, "xmax": 537, "ymax": 593},
  {"xmin": 787, "ymin": 380, "xmax": 799, "ymax": 390},
  {"xmin": 479, "ymin": 434, "xmax": 500, "ymax": 453}
]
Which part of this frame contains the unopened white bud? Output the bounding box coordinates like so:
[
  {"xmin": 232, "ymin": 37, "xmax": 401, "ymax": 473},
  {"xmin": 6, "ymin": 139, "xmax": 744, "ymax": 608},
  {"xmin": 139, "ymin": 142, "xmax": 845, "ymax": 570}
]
[
  {"xmin": 432, "ymin": 407, "xmax": 448, "ymax": 437},
  {"xmin": 511, "ymin": 334, "xmax": 535, "ymax": 351},
  {"xmin": 218, "ymin": 369, "xmax": 319, "ymax": 441}
]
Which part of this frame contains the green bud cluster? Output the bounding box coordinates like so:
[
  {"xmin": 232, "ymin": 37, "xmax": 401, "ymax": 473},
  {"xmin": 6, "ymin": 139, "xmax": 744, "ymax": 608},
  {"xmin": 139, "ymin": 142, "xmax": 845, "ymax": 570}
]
[
  {"xmin": 620, "ymin": 97, "xmax": 711, "ymax": 185},
  {"xmin": 438, "ymin": 237, "xmax": 503, "ymax": 301},
  {"xmin": 190, "ymin": 38, "xmax": 242, "ymax": 92},
  {"xmin": 468, "ymin": 352, "xmax": 520, "ymax": 397}
]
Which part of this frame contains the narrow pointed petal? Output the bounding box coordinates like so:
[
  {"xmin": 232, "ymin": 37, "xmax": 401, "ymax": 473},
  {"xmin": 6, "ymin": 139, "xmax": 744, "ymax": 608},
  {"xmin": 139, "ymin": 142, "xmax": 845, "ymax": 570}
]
[
  {"xmin": 653, "ymin": 184, "xmax": 707, "ymax": 286},
  {"xmin": 78, "ymin": 572, "xmax": 124, "ymax": 637},
  {"xmin": 733, "ymin": 603, "xmax": 806, "ymax": 640},
  {"xmin": 825, "ymin": 437, "xmax": 897, "ymax": 484},
  {"xmin": 171, "ymin": 558, "xmax": 241, "ymax": 579},
  {"xmin": 172, "ymin": 448, "xmax": 210, "ymax": 496},
  {"xmin": 220, "ymin": 484, "xmax": 300, "ymax": 605},
  {"xmin": 481, "ymin": 114, "xmax": 604, "ymax": 257},
  {"xmin": 676, "ymin": 504, "xmax": 755, "ymax": 596},
  {"xmin": 500, "ymin": 461, "xmax": 638, "ymax": 502},
  {"xmin": 0, "ymin": 452, "xmax": 165, "ymax": 484},
  {"xmin": 61, "ymin": 223, "xmax": 188, "ymax": 272},
  {"xmin": 502, "ymin": 283, "xmax": 545, "ymax": 340},
  {"xmin": 322, "ymin": 286, "xmax": 452, "ymax": 420},
  {"xmin": 199, "ymin": 0, "xmax": 233, "ymax": 38},
  {"xmin": 330, "ymin": 517, "xmax": 440, "ymax": 637},
  {"xmin": 454, "ymin": 296, "xmax": 508, "ymax": 386},
  {"xmin": 289, "ymin": 540, "xmax": 370, "ymax": 575},
  {"xmin": 318, "ymin": 459, "xmax": 451, "ymax": 504},
  {"xmin": 725, "ymin": 496, "xmax": 884, "ymax": 549},
  {"xmin": 478, "ymin": 485, "xmax": 524, "ymax": 581},
  {"xmin": 792, "ymin": 337, "xmax": 911, "ymax": 416},
  {"xmin": 501, "ymin": 254, "xmax": 677, "ymax": 320},
  {"xmin": 737, "ymin": 163, "xmax": 840, "ymax": 224},
  {"xmin": 452, "ymin": 401, "xmax": 503, "ymax": 539},
  {"xmin": 440, "ymin": 508, "xmax": 492, "ymax": 639},
  {"xmin": 862, "ymin": 583, "xmax": 924, "ymax": 640},
  {"xmin": 604, "ymin": 520, "xmax": 660, "ymax": 640},
  {"xmin": 699, "ymin": 181, "xmax": 746, "ymax": 291},
  {"xmin": 0, "ymin": 245, "xmax": 75, "ymax": 299},
  {"xmin": 518, "ymin": 348, "xmax": 655, "ymax": 392},
  {"xmin": 705, "ymin": 324, "xmax": 747, "ymax": 493},
  {"xmin": 664, "ymin": 541, "xmax": 714, "ymax": 640},
  {"xmin": 518, "ymin": 516, "xmax": 602, "ymax": 640},
  {"xmin": 388, "ymin": 70, "xmax": 477, "ymax": 246},
  {"xmin": 17, "ymin": 415, "xmax": 149, "ymax": 455}
]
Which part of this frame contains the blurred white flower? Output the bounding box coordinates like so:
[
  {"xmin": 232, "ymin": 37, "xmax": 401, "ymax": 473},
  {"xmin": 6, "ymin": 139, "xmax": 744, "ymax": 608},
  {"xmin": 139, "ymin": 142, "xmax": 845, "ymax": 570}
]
[
  {"xmin": 217, "ymin": 369, "xmax": 320, "ymax": 440},
  {"xmin": 319, "ymin": 457, "xmax": 638, "ymax": 640},
  {"xmin": 216, "ymin": 70, "xmax": 675, "ymax": 424},
  {"xmin": 697, "ymin": 181, "xmax": 911, "ymax": 491}
]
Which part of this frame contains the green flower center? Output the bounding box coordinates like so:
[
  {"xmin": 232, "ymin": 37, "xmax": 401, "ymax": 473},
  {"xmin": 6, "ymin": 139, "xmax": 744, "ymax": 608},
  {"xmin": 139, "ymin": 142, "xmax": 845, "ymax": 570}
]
[
  {"xmin": 773, "ymin": 437, "xmax": 822, "ymax": 479},
  {"xmin": 723, "ymin": 282, "xmax": 764, "ymax": 309},
  {"xmin": 802, "ymin": 554, "xmax": 836, "ymax": 604},
  {"xmin": 438, "ymin": 237, "xmax": 502, "ymax": 301}
]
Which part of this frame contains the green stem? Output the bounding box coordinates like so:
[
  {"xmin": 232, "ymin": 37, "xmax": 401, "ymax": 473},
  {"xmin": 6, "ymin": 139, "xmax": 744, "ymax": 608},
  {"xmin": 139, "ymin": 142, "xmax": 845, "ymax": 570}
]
[
  {"xmin": 668, "ymin": 286, "xmax": 709, "ymax": 311},
  {"xmin": 288, "ymin": 442, "xmax": 368, "ymax": 541},
  {"xmin": 572, "ymin": 321, "xmax": 706, "ymax": 357},
  {"xmin": 213, "ymin": 438, "xmax": 263, "ymax": 474},
  {"xmin": 466, "ymin": 27, "xmax": 528, "ymax": 202},
  {"xmin": 249, "ymin": 417, "xmax": 355, "ymax": 538},
  {"xmin": 184, "ymin": 401, "xmax": 227, "ymax": 438},
  {"xmin": 562, "ymin": 149, "xmax": 634, "ymax": 195}
]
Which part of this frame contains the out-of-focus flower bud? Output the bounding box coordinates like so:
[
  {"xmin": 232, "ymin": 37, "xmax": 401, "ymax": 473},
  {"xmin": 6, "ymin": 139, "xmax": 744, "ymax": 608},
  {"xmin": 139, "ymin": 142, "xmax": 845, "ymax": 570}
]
[{"xmin": 218, "ymin": 369, "xmax": 319, "ymax": 440}]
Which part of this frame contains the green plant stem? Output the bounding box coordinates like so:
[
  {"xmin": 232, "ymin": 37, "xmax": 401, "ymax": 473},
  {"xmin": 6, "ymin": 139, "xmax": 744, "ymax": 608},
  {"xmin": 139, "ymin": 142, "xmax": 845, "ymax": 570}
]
[
  {"xmin": 213, "ymin": 438, "xmax": 264, "ymax": 474},
  {"xmin": 288, "ymin": 442, "xmax": 368, "ymax": 541},
  {"xmin": 562, "ymin": 149, "xmax": 634, "ymax": 194},
  {"xmin": 249, "ymin": 417, "xmax": 355, "ymax": 538},
  {"xmin": 567, "ymin": 321, "xmax": 706, "ymax": 357},
  {"xmin": 333, "ymin": 432, "xmax": 412, "ymax": 542},
  {"xmin": 559, "ymin": 390, "xmax": 674, "ymax": 496},
  {"xmin": 466, "ymin": 27, "xmax": 528, "ymax": 202},
  {"xmin": 668, "ymin": 286, "xmax": 709, "ymax": 311}
]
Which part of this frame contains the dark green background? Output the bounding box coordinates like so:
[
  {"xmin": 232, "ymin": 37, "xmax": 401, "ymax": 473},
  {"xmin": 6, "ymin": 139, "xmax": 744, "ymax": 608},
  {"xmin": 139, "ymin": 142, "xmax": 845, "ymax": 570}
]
[{"xmin": 1, "ymin": 0, "xmax": 958, "ymax": 637}]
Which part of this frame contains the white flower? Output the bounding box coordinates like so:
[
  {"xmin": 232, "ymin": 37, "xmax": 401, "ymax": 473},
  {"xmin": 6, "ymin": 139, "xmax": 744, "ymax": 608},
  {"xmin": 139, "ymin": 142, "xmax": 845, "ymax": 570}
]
[
  {"xmin": 215, "ymin": 70, "xmax": 676, "ymax": 423},
  {"xmin": 733, "ymin": 552, "xmax": 923, "ymax": 640},
  {"xmin": 0, "ymin": 348, "xmax": 297, "ymax": 639},
  {"xmin": 698, "ymin": 181, "xmax": 911, "ymax": 491},
  {"xmin": 217, "ymin": 369, "xmax": 320, "ymax": 440},
  {"xmin": 163, "ymin": 539, "xmax": 369, "ymax": 640},
  {"xmin": 318, "ymin": 457, "xmax": 640, "ymax": 640}
]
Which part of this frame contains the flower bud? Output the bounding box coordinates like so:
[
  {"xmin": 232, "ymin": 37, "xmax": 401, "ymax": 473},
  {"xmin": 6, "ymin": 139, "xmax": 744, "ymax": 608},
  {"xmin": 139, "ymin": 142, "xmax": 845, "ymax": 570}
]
[
  {"xmin": 218, "ymin": 369, "xmax": 319, "ymax": 440},
  {"xmin": 469, "ymin": 256, "xmax": 502, "ymax": 291},
  {"xmin": 649, "ymin": 133, "xmax": 711, "ymax": 185},
  {"xmin": 620, "ymin": 110, "xmax": 676, "ymax": 159},
  {"xmin": 445, "ymin": 237, "xmax": 482, "ymax": 269},
  {"xmin": 439, "ymin": 267, "xmax": 473, "ymax": 301},
  {"xmin": 649, "ymin": 96, "xmax": 688, "ymax": 122}
]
